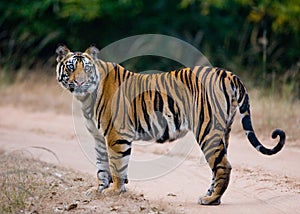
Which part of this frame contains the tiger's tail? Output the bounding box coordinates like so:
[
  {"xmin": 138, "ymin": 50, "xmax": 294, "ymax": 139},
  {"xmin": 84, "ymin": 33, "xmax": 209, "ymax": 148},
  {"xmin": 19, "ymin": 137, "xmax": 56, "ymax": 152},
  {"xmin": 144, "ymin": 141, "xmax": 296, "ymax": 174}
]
[{"xmin": 235, "ymin": 76, "xmax": 285, "ymax": 155}]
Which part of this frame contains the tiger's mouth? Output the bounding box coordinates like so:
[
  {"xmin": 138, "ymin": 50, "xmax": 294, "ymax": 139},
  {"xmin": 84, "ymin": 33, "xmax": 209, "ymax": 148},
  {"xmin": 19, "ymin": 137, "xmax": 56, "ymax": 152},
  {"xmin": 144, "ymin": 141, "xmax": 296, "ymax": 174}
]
[
  {"xmin": 58, "ymin": 78, "xmax": 87, "ymax": 95},
  {"xmin": 68, "ymin": 82, "xmax": 90, "ymax": 96},
  {"xmin": 58, "ymin": 76, "xmax": 95, "ymax": 97}
]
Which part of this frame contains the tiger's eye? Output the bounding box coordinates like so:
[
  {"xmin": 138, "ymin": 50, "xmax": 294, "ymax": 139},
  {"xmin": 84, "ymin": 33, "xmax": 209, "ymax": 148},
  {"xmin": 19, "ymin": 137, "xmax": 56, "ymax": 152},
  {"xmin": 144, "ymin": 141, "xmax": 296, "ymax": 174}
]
[
  {"xmin": 67, "ymin": 64, "xmax": 74, "ymax": 72},
  {"xmin": 85, "ymin": 65, "xmax": 91, "ymax": 72}
]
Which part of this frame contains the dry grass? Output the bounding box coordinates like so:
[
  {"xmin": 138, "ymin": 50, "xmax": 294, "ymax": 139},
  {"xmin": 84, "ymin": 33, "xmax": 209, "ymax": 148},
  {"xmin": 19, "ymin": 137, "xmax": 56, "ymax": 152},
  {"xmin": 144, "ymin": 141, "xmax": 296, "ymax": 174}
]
[
  {"xmin": 0, "ymin": 71, "xmax": 71, "ymax": 114},
  {"xmin": 249, "ymin": 90, "xmax": 300, "ymax": 142},
  {"xmin": 230, "ymin": 89, "xmax": 300, "ymax": 145},
  {"xmin": 0, "ymin": 150, "xmax": 171, "ymax": 213},
  {"xmin": 1, "ymin": 151, "xmax": 49, "ymax": 213}
]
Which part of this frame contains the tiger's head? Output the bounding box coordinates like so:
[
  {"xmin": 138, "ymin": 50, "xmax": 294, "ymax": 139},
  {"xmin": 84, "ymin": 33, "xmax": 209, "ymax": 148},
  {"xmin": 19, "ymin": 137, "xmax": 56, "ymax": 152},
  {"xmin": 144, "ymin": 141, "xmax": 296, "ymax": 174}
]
[{"xmin": 55, "ymin": 45, "xmax": 100, "ymax": 97}]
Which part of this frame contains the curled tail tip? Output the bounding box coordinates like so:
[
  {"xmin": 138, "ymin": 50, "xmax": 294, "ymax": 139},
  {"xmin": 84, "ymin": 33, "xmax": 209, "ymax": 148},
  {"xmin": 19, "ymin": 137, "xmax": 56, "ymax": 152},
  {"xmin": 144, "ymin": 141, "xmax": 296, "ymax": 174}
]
[
  {"xmin": 272, "ymin": 129, "xmax": 286, "ymax": 147},
  {"xmin": 272, "ymin": 129, "xmax": 286, "ymax": 141},
  {"xmin": 269, "ymin": 128, "xmax": 286, "ymax": 154},
  {"xmin": 254, "ymin": 129, "xmax": 285, "ymax": 155}
]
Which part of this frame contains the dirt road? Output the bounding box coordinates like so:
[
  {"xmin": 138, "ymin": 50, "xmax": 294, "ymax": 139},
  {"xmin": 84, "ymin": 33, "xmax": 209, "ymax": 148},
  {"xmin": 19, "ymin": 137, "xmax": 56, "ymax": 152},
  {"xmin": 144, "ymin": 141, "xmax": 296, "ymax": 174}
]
[{"xmin": 1, "ymin": 106, "xmax": 299, "ymax": 213}]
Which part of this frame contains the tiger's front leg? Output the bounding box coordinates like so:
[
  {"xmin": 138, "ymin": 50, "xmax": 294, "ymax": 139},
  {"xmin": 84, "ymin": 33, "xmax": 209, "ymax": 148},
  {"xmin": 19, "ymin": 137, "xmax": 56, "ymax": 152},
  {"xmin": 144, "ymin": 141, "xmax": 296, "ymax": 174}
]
[
  {"xmin": 102, "ymin": 138, "xmax": 131, "ymax": 195},
  {"xmin": 94, "ymin": 136, "xmax": 112, "ymax": 192}
]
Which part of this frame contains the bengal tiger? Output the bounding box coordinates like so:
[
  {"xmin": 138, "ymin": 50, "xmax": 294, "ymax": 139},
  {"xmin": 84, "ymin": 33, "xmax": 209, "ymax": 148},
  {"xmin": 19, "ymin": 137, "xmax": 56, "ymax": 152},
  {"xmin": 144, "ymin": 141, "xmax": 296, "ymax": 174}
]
[{"xmin": 55, "ymin": 45, "xmax": 285, "ymax": 205}]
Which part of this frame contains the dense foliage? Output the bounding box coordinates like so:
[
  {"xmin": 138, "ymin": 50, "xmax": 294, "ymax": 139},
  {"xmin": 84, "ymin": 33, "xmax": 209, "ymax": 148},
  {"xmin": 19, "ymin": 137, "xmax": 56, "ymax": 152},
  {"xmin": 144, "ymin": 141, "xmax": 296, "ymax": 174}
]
[{"xmin": 0, "ymin": 0, "xmax": 299, "ymax": 97}]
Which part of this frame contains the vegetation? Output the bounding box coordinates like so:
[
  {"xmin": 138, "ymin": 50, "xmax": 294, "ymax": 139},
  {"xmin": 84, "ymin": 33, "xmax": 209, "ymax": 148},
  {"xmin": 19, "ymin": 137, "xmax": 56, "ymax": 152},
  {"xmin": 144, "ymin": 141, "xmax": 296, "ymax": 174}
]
[
  {"xmin": 0, "ymin": 0, "xmax": 299, "ymax": 98},
  {"xmin": 0, "ymin": 150, "xmax": 170, "ymax": 213}
]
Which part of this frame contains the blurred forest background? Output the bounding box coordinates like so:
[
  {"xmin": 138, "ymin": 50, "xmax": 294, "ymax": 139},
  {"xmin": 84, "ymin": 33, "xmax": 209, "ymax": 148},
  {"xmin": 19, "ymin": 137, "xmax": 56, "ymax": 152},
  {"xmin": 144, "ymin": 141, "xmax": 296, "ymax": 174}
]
[{"xmin": 0, "ymin": 0, "xmax": 299, "ymax": 99}]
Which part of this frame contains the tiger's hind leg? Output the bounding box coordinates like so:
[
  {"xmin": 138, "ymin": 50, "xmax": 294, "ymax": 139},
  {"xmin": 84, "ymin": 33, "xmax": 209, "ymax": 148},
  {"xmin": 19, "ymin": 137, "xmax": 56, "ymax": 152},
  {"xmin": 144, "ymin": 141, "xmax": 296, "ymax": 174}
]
[
  {"xmin": 198, "ymin": 133, "xmax": 232, "ymax": 205},
  {"xmin": 200, "ymin": 115, "xmax": 235, "ymax": 202},
  {"xmin": 203, "ymin": 123, "xmax": 233, "ymax": 200}
]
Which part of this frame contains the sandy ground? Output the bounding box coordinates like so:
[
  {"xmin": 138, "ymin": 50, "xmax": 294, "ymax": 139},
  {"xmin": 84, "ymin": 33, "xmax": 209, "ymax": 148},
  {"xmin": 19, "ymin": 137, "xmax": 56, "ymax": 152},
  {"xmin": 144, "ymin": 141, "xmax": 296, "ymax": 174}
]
[{"xmin": 1, "ymin": 105, "xmax": 300, "ymax": 213}]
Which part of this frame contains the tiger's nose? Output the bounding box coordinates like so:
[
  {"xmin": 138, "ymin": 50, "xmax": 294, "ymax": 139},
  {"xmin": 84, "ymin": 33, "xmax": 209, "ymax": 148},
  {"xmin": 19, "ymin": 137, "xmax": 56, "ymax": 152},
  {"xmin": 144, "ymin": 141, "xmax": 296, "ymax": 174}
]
[
  {"xmin": 74, "ymin": 74, "xmax": 85, "ymax": 86},
  {"xmin": 75, "ymin": 79, "xmax": 85, "ymax": 86}
]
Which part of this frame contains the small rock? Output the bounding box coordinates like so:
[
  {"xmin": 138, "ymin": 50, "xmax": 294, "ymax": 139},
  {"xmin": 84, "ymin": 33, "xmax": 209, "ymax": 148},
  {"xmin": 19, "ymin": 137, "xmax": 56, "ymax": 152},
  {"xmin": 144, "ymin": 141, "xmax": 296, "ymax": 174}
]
[
  {"xmin": 140, "ymin": 206, "xmax": 146, "ymax": 211},
  {"xmin": 64, "ymin": 203, "xmax": 78, "ymax": 211},
  {"xmin": 54, "ymin": 172, "xmax": 62, "ymax": 178},
  {"xmin": 53, "ymin": 207, "xmax": 64, "ymax": 213},
  {"xmin": 82, "ymin": 199, "xmax": 90, "ymax": 205},
  {"xmin": 110, "ymin": 205, "xmax": 121, "ymax": 211},
  {"xmin": 73, "ymin": 177, "xmax": 83, "ymax": 181}
]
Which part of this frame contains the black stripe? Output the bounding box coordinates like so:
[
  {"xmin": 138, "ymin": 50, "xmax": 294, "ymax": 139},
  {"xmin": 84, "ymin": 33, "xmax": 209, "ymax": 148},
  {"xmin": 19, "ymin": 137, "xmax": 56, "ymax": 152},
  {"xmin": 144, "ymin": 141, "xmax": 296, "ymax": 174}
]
[
  {"xmin": 200, "ymin": 122, "xmax": 212, "ymax": 149},
  {"xmin": 199, "ymin": 97, "xmax": 212, "ymax": 146},
  {"xmin": 195, "ymin": 91, "xmax": 205, "ymax": 141},
  {"xmin": 174, "ymin": 69, "xmax": 179, "ymax": 78},
  {"xmin": 111, "ymin": 140, "xmax": 131, "ymax": 147},
  {"xmin": 118, "ymin": 148, "xmax": 132, "ymax": 157},
  {"xmin": 133, "ymin": 95, "xmax": 138, "ymax": 129},
  {"xmin": 212, "ymin": 143, "xmax": 226, "ymax": 171},
  {"xmin": 239, "ymin": 94, "xmax": 249, "ymax": 114},
  {"xmin": 154, "ymin": 91, "xmax": 163, "ymax": 112},
  {"xmin": 97, "ymin": 102, "xmax": 105, "ymax": 129},
  {"xmin": 144, "ymin": 75, "xmax": 150, "ymax": 93},
  {"xmin": 211, "ymin": 74, "xmax": 226, "ymax": 121},
  {"xmin": 174, "ymin": 104, "xmax": 181, "ymax": 130},
  {"xmin": 117, "ymin": 66, "xmax": 121, "ymax": 84},
  {"xmin": 156, "ymin": 124, "xmax": 169, "ymax": 143},
  {"xmin": 58, "ymin": 64, "xmax": 65, "ymax": 81},
  {"xmin": 220, "ymin": 72, "xmax": 230, "ymax": 116},
  {"xmin": 237, "ymin": 77, "xmax": 245, "ymax": 103},
  {"xmin": 167, "ymin": 95, "xmax": 175, "ymax": 115},
  {"xmin": 184, "ymin": 70, "xmax": 192, "ymax": 92},
  {"xmin": 179, "ymin": 69, "xmax": 185, "ymax": 82},
  {"xmin": 98, "ymin": 61, "xmax": 107, "ymax": 74},
  {"xmin": 123, "ymin": 68, "xmax": 128, "ymax": 80},
  {"xmin": 103, "ymin": 118, "xmax": 112, "ymax": 136},
  {"xmin": 96, "ymin": 93, "xmax": 104, "ymax": 114},
  {"xmin": 141, "ymin": 93, "xmax": 151, "ymax": 131}
]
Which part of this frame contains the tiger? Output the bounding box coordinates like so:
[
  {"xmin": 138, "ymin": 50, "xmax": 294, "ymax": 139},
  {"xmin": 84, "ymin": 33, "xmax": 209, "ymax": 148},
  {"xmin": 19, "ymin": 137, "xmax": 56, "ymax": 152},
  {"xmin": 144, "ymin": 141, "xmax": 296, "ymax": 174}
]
[{"xmin": 55, "ymin": 45, "xmax": 285, "ymax": 205}]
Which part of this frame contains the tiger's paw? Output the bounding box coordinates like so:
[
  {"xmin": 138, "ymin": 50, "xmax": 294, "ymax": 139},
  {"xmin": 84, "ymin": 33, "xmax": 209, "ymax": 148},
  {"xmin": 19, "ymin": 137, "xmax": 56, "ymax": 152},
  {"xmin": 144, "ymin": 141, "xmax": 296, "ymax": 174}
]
[
  {"xmin": 198, "ymin": 195, "xmax": 221, "ymax": 206},
  {"xmin": 102, "ymin": 185, "xmax": 126, "ymax": 196},
  {"xmin": 98, "ymin": 183, "xmax": 110, "ymax": 192},
  {"xmin": 85, "ymin": 186, "xmax": 99, "ymax": 198}
]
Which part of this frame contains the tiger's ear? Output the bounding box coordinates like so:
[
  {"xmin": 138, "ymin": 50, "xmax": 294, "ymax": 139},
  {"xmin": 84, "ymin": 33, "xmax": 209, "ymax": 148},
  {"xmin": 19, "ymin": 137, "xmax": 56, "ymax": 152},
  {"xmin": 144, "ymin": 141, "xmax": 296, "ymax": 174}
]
[
  {"xmin": 85, "ymin": 46, "xmax": 100, "ymax": 60},
  {"xmin": 56, "ymin": 45, "xmax": 70, "ymax": 63}
]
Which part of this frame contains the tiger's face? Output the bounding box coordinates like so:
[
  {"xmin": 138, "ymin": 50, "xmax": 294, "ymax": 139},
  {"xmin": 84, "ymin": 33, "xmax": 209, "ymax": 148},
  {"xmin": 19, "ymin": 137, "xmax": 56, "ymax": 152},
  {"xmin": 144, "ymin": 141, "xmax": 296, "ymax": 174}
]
[{"xmin": 55, "ymin": 45, "xmax": 99, "ymax": 97}]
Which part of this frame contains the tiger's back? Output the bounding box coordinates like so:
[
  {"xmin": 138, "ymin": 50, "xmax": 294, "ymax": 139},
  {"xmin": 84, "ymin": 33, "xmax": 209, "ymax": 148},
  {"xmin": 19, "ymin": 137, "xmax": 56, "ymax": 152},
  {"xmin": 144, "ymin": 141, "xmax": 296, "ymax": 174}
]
[{"xmin": 96, "ymin": 65, "xmax": 238, "ymax": 146}]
